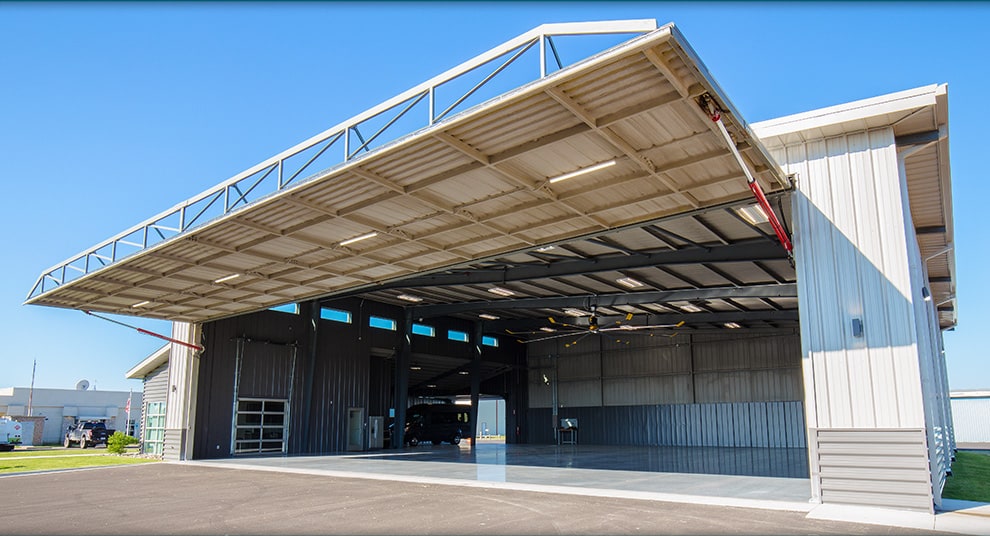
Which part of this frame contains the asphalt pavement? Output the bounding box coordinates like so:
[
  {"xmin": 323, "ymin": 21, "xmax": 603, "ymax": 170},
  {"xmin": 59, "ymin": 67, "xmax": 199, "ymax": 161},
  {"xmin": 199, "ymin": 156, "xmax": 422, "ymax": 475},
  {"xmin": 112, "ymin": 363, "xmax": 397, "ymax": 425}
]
[{"xmin": 0, "ymin": 462, "xmax": 948, "ymax": 535}]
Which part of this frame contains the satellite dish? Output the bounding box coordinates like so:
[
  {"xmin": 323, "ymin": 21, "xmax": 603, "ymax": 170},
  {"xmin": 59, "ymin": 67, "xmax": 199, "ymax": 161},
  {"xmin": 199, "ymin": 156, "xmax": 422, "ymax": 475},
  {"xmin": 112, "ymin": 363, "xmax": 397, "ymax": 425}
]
[{"xmin": 76, "ymin": 379, "xmax": 90, "ymax": 391}]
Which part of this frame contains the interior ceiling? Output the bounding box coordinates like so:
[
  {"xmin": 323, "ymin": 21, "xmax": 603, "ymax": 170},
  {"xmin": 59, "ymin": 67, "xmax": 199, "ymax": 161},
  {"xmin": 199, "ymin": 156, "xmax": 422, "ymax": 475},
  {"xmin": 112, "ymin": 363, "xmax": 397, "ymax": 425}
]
[
  {"xmin": 363, "ymin": 194, "xmax": 798, "ymax": 329},
  {"xmin": 27, "ymin": 23, "xmax": 797, "ymax": 331}
]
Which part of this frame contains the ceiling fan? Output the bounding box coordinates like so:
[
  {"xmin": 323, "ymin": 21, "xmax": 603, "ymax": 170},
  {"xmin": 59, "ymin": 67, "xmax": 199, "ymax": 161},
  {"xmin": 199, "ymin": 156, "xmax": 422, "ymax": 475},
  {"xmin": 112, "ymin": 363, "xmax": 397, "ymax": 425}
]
[{"xmin": 508, "ymin": 305, "xmax": 685, "ymax": 347}]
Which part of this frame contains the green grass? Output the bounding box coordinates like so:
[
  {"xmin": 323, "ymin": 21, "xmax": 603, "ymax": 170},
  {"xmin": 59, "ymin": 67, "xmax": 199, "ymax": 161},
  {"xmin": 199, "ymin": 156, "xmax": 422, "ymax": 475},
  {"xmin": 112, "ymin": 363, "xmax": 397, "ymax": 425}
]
[
  {"xmin": 0, "ymin": 447, "xmax": 157, "ymax": 473},
  {"xmin": 943, "ymin": 451, "xmax": 990, "ymax": 503},
  {"xmin": 0, "ymin": 447, "xmax": 112, "ymax": 457}
]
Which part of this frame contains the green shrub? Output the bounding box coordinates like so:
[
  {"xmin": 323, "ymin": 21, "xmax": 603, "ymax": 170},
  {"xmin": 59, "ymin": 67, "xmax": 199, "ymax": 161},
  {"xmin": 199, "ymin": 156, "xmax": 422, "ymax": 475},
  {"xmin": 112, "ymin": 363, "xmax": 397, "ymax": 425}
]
[{"xmin": 106, "ymin": 431, "xmax": 139, "ymax": 455}]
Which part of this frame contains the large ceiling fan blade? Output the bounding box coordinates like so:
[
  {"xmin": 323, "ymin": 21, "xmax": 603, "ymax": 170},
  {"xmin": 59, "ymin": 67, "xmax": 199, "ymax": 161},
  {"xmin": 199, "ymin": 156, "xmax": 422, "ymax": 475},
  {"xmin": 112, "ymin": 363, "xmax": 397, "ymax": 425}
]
[
  {"xmin": 547, "ymin": 316, "xmax": 586, "ymax": 331},
  {"xmin": 518, "ymin": 330, "xmax": 590, "ymax": 344},
  {"xmin": 563, "ymin": 332, "xmax": 593, "ymax": 348},
  {"xmin": 599, "ymin": 320, "xmax": 686, "ymax": 333},
  {"xmin": 504, "ymin": 327, "xmax": 562, "ymax": 336}
]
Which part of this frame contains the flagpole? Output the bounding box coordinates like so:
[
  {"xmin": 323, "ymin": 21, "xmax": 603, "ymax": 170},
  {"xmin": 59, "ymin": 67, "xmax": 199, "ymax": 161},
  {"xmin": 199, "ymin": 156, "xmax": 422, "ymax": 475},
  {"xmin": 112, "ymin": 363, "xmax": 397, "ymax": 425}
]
[
  {"xmin": 126, "ymin": 389, "xmax": 132, "ymax": 436},
  {"xmin": 27, "ymin": 359, "xmax": 36, "ymax": 417}
]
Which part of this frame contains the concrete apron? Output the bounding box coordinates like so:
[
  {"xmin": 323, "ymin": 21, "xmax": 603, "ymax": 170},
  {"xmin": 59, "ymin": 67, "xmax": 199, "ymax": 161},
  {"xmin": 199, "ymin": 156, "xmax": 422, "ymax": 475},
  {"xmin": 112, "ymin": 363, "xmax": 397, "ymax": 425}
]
[
  {"xmin": 184, "ymin": 443, "xmax": 814, "ymax": 513},
  {"xmin": 182, "ymin": 444, "xmax": 990, "ymax": 534}
]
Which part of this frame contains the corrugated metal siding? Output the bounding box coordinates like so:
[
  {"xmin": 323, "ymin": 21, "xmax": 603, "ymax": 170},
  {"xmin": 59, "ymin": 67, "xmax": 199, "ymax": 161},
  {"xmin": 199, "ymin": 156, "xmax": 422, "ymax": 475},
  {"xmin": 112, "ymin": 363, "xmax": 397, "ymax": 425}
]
[
  {"xmin": 528, "ymin": 331, "xmax": 801, "ymax": 408},
  {"xmin": 144, "ymin": 363, "xmax": 169, "ymax": 404},
  {"xmin": 951, "ymin": 398, "xmax": 990, "ymax": 443},
  {"xmin": 192, "ymin": 298, "xmax": 511, "ymax": 458},
  {"xmin": 770, "ymin": 128, "xmax": 925, "ymax": 430},
  {"xmin": 140, "ymin": 362, "xmax": 168, "ymax": 447},
  {"xmin": 165, "ymin": 322, "xmax": 200, "ymax": 432},
  {"xmin": 764, "ymin": 127, "xmax": 948, "ymax": 513},
  {"xmin": 307, "ymin": 329, "xmax": 370, "ymax": 453},
  {"xmin": 238, "ymin": 344, "xmax": 295, "ymax": 399},
  {"xmin": 163, "ymin": 428, "xmax": 185, "ymax": 461},
  {"xmin": 526, "ymin": 402, "xmax": 805, "ymax": 448},
  {"xmin": 602, "ymin": 376, "xmax": 692, "ymax": 406},
  {"xmin": 815, "ymin": 428, "xmax": 933, "ymax": 513}
]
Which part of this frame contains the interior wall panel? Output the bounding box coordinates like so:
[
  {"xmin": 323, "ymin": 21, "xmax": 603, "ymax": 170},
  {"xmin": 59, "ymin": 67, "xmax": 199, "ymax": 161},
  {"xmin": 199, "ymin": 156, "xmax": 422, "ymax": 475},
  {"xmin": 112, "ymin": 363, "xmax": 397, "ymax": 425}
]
[{"xmin": 530, "ymin": 401, "xmax": 806, "ymax": 448}]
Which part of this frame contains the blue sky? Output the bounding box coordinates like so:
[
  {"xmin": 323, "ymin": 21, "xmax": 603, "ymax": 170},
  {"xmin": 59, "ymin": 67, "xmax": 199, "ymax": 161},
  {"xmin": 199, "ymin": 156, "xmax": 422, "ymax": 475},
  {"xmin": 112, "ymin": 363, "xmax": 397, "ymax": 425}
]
[{"xmin": 1, "ymin": 2, "xmax": 987, "ymax": 392}]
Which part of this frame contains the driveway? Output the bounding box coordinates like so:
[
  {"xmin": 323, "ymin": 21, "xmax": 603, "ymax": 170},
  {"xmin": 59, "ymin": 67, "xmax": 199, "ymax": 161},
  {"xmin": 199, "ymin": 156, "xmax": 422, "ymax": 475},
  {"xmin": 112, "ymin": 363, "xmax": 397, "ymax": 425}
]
[{"xmin": 0, "ymin": 463, "xmax": 946, "ymax": 535}]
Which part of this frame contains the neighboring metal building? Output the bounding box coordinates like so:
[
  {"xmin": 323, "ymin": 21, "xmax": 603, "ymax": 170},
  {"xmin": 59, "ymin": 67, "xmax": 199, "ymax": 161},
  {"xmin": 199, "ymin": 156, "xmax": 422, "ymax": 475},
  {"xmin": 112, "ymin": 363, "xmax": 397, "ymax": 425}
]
[
  {"xmin": 125, "ymin": 345, "xmax": 170, "ymax": 456},
  {"xmin": 25, "ymin": 20, "xmax": 956, "ymax": 516},
  {"xmin": 0, "ymin": 386, "xmax": 141, "ymax": 444},
  {"xmin": 950, "ymin": 390, "xmax": 990, "ymax": 449}
]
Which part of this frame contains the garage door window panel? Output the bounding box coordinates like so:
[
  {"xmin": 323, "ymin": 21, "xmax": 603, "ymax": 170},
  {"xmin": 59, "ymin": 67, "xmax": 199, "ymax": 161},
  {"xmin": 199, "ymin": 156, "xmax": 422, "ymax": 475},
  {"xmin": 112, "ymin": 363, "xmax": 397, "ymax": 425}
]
[{"xmin": 235, "ymin": 398, "xmax": 288, "ymax": 454}]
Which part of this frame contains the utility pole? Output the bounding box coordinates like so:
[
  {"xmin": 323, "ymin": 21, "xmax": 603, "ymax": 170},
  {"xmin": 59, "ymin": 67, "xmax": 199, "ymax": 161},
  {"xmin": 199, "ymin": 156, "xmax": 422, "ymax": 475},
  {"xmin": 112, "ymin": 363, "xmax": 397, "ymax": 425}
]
[{"xmin": 27, "ymin": 359, "xmax": 36, "ymax": 416}]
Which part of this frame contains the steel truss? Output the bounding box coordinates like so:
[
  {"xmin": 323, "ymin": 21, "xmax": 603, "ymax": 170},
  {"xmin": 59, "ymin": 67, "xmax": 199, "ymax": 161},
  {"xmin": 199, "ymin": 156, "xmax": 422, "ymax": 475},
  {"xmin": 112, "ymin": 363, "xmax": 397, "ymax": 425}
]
[{"xmin": 27, "ymin": 20, "xmax": 658, "ymax": 301}]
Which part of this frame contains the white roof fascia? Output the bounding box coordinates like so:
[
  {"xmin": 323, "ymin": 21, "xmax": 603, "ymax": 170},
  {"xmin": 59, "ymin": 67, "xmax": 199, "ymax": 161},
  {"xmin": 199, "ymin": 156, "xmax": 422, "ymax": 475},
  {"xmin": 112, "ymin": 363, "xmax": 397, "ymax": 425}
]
[
  {"xmin": 125, "ymin": 344, "xmax": 170, "ymax": 379},
  {"xmin": 950, "ymin": 390, "xmax": 990, "ymax": 399},
  {"xmin": 752, "ymin": 84, "xmax": 941, "ymax": 140}
]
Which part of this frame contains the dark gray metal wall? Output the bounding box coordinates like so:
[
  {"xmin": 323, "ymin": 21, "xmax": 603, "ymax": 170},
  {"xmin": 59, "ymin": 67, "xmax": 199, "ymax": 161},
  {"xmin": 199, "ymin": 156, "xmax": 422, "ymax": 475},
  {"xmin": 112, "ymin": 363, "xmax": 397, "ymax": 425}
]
[
  {"xmin": 192, "ymin": 298, "xmax": 521, "ymax": 459},
  {"xmin": 526, "ymin": 401, "xmax": 805, "ymax": 448}
]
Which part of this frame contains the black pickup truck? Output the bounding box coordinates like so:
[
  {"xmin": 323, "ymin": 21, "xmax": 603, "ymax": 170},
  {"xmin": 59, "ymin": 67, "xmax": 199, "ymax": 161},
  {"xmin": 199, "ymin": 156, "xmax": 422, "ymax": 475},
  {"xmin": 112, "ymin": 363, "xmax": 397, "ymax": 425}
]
[{"xmin": 64, "ymin": 421, "xmax": 113, "ymax": 449}]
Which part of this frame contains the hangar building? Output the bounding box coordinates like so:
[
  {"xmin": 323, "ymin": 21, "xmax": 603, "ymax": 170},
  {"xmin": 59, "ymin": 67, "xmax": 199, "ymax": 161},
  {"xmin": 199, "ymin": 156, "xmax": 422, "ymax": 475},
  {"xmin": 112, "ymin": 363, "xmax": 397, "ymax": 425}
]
[{"xmin": 27, "ymin": 20, "xmax": 955, "ymax": 515}]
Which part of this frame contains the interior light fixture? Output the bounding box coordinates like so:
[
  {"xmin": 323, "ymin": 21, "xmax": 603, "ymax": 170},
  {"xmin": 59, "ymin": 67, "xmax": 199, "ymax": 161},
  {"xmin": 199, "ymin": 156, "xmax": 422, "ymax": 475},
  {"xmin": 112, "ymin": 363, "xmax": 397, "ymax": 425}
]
[
  {"xmin": 736, "ymin": 204, "xmax": 770, "ymax": 226},
  {"xmin": 616, "ymin": 277, "xmax": 645, "ymax": 289},
  {"xmin": 548, "ymin": 160, "xmax": 616, "ymax": 184},
  {"xmin": 724, "ymin": 322, "xmax": 742, "ymax": 329},
  {"xmin": 214, "ymin": 273, "xmax": 241, "ymax": 284},
  {"xmin": 426, "ymin": 384, "xmax": 437, "ymax": 388},
  {"xmin": 563, "ymin": 308, "xmax": 588, "ymax": 317},
  {"xmin": 922, "ymin": 287, "xmax": 932, "ymax": 302},
  {"xmin": 536, "ymin": 245, "xmax": 556, "ymax": 252},
  {"xmin": 458, "ymin": 371, "xmax": 470, "ymax": 375},
  {"xmin": 410, "ymin": 365, "xmax": 422, "ymax": 371},
  {"xmin": 680, "ymin": 304, "xmax": 703, "ymax": 313},
  {"xmin": 131, "ymin": 300, "xmax": 151, "ymax": 308},
  {"xmin": 479, "ymin": 313, "xmax": 500, "ymax": 320},
  {"xmin": 539, "ymin": 327, "xmax": 556, "ymax": 333},
  {"xmin": 340, "ymin": 232, "xmax": 378, "ymax": 247},
  {"xmin": 397, "ymin": 294, "xmax": 423, "ymax": 303},
  {"xmin": 488, "ymin": 286, "xmax": 515, "ymax": 297}
]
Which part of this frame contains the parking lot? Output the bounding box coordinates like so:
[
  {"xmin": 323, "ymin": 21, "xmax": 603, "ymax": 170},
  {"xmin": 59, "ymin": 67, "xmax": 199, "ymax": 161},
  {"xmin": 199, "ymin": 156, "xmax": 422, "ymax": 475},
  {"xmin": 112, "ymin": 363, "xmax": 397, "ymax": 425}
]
[{"xmin": 0, "ymin": 462, "xmax": 947, "ymax": 535}]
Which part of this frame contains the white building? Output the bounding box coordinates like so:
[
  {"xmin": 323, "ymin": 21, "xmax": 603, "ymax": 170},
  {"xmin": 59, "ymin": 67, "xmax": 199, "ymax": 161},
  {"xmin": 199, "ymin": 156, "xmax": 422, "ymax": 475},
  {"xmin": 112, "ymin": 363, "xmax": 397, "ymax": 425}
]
[
  {"xmin": 125, "ymin": 345, "xmax": 170, "ymax": 456},
  {"xmin": 0, "ymin": 386, "xmax": 141, "ymax": 445},
  {"xmin": 950, "ymin": 390, "xmax": 990, "ymax": 449}
]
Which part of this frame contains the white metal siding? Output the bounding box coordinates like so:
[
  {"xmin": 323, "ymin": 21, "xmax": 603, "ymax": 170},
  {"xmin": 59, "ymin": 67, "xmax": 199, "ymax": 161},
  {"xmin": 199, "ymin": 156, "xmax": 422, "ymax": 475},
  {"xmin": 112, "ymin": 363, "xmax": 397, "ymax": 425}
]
[
  {"xmin": 951, "ymin": 398, "xmax": 990, "ymax": 444},
  {"xmin": 765, "ymin": 126, "xmax": 941, "ymax": 512},
  {"xmin": 815, "ymin": 428, "xmax": 933, "ymax": 513},
  {"xmin": 771, "ymin": 129, "xmax": 926, "ymax": 429},
  {"xmin": 163, "ymin": 322, "xmax": 201, "ymax": 461}
]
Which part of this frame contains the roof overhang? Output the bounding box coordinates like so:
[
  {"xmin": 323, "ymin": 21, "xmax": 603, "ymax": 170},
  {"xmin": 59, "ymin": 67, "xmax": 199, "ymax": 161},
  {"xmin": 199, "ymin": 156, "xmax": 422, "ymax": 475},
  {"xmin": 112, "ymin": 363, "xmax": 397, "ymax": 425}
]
[
  {"xmin": 26, "ymin": 20, "xmax": 788, "ymax": 324},
  {"xmin": 752, "ymin": 84, "xmax": 956, "ymax": 329},
  {"xmin": 125, "ymin": 344, "xmax": 169, "ymax": 379},
  {"xmin": 950, "ymin": 390, "xmax": 990, "ymax": 399}
]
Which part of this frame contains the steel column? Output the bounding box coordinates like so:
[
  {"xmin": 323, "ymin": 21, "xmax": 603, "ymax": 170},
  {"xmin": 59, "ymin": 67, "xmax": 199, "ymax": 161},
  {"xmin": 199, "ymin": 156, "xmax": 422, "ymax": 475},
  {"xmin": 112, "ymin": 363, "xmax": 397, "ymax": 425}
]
[
  {"xmin": 470, "ymin": 321, "xmax": 483, "ymax": 447},
  {"xmin": 392, "ymin": 309, "xmax": 412, "ymax": 448},
  {"xmin": 300, "ymin": 300, "xmax": 319, "ymax": 452}
]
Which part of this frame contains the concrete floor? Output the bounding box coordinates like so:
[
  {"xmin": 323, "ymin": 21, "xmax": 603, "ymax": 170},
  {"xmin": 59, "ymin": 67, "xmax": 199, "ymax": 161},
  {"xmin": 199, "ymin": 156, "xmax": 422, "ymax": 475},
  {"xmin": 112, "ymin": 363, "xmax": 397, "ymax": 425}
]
[{"xmin": 191, "ymin": 443, "xmax": 814, "ymax": 511}]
